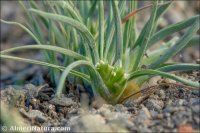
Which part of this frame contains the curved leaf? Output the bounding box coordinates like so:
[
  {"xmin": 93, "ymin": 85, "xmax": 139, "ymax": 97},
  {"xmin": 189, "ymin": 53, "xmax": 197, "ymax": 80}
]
[
  {"xmin": 0, "ymin": 19, "xmax": 41, "ymax": 44},
  {"xmin": 132, "ymin": 1, "xmax": 158, "ymax": 71},
  {"xmin": 52, "ymin": 1, "xmax": 83, "ymax": 23},
  {"xmin": 148, "ymin": 15, "xmax": 200, "ymax": 47},
  {"xmin": 186, "ymin": 35, "xmax": 200, "ymax": 47},
  {"xmin": 0, "ymin": 55, "xmax": 90, "ymax": 82},
  {"xmin": 149, "ymin": 18, "xmax": 200, "ymax": 68},
  {"xmin": 98, "ymin": 1, "xmax": 104, "ymax": 59},
  {"xmin": 56, "ymin": 60, "xmax": 111, "ymax": 97},
  {"xmin": 132, "ymin": 2, "xmax": 171, "ymax": 49},
  {"xmin": 123, "ymin": 0, "xmax": 137, "ymax": 52},
  {"xmin": 128, "ymin": 69, "xmax": 199, "ymax": 88},
  {"xmin": 29, "ymin": 9, "xmax": 99, "ymax": 64},
  {"xmin": 86, "ymin": 0, "xmax": 97, "ymax": 23},
  {"xmin": 157, "ymin": 63, "xmax": 200, "ymax": 72},
  {"xmin": 111, "ymin": 1, "xmax": 123, "ymax": 66},
  {"xmin": 142, "ymin": 37, "xmax": 178, "ymax": 65},
  {"xmin": 0, "ymin": 45, "xmax": 87, "ymax": 60},
  {"xmin": 104, "ymin": 1, "xmax": 126, "ymax": 62}
]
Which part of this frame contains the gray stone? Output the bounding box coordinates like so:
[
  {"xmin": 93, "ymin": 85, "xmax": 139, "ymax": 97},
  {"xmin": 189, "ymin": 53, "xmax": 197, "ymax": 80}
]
[
  {"xmin": 172, "ymin": 111, "xmax": 192, "ymax": 126},
  {"xmin": 115, "ymin": 104, "xmax": 127, "ymax": 112},
  {"xmin": 177, "ymin": 99, "xmax": 187, "ymax": 106},
  {"xmin": 189, "ymin": 98, "xmax": 200, "ymax": 106},
  {"xmin": 50, "ymin": 96, "xmax": 76, "ymax": 107},
  {"xmin": 165, "ymin": 99, "xmax": 173, "ymax": 106},
  {"xmin": 157, "ymin": 89, "xmax": 166, "ymax": 99},
  {"xmin": 29, "ymin": 110, "xmax": 47, "ymax": 120},
  {"xmin": 144, "ymin": 99, "xmax": 164, "ymax": 111},
  {"xmin": 98, "ymin": 104, "xmax": 112, "ymax": 117},
  {"xmin": 193, "ymin": 115, "xmax": 200, "ymax": 125},
  {"xmin": 150, "ymin": 110, "xmax": 158, "ymax": 118},
  {"xmin": 97, "ymin": 104, "xmax": 131, "ymax": 122},
  {"xmin": 163, "ymin": 106, "xmax": 185, "ymax": 113},
  {"xmin": 107, "ymin": 123, "xmax": 128, "ymax": 132},
  {"xmin": 137, "ymin": 125, "xmax": 151, "ymax": 132},
  {"xmin": 133, "ymin": 105, "xmax": 151, "ymax": 125},
  {"xmin": 20, "ymin": 109, "xmax": 48, "ymax": 123},
  {"xmin": 23, "ymin": 84, "xmax": 39, "ymax": 99},
  {"xmin": 191, "ymin": 105, "xmax": 200, "ymax": 114},
  {"xmin": 68, "ymin": 114, "xmax": 114, "ymax": 132}
]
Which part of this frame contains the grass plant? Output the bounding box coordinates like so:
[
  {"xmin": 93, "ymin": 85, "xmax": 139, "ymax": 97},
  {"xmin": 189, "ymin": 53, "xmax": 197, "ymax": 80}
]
[{"xmin": 1, "ymin": 1, "xmax": 199, "ymax": 104}]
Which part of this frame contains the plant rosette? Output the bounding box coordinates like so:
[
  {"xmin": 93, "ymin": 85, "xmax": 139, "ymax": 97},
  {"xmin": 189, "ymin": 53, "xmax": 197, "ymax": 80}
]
[{"xmin": 1, "ymin": 1, "xmax": 199, "ymax": 104}]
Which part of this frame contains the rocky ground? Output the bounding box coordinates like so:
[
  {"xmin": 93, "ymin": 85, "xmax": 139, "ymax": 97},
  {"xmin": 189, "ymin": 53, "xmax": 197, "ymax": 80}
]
[{"xmin": 1, "ymin": 77, "xmax": 199, "ymax": 132}]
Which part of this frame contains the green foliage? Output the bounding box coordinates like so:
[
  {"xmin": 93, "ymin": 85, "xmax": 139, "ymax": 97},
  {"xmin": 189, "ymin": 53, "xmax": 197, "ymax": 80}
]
[{"xmin": 1, "ymin": 1, "xmax": 199, "ymax": 104}]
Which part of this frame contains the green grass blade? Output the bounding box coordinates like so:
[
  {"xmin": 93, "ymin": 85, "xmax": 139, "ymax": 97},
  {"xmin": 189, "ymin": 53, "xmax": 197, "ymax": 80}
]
[
  {"xmin": 149, "ymin": 19, "xmax": 200, "ymax": 68},
  {"xmin": 111, "ymin": 1, "xmax": 123, "ymax": 66},
  {"xmin": 105, "ymin": 1, "xmax": 113, "ymax": 39},
  {"xmin": 0, "ymin": 45, "xmax": 87, "ymax": 60},
  {"xmin": 18, "ymin": 1, "xmax": 62, "ymax": 85},
  {"xmin": 79, "ymin": 1, "xmax": 86, "ymax": 21},
  {"xmin": 142, "ymin": 35, "xmax": 199, "ymax": 66},
  {"xmin": 0, "ymin": 55, "xmax": 90, "ymax": 82},
  {"xmin": 1, "ymin": 16, "xmax": 59, "ymax": 86},
  {"xmin": 128, "ymin": 69, "xmax": 199, "ymax": 88},
  {"xmin": 56, "ymin": 60, "xmax": 111, "ymax": 97},
  {"xmin": 132, "ymin": 1, "xmax": 158, "ymax": 71},
  {"xmin": 49, "ymin": 22, "xmax": 68, "ymax": 48},
  {"xmin": 72, "ymin": 29, "xmax": 79, "ymax": 51},
  {"xmin": 122, "ymin": 1, "xmax": 137, "ymax": 71},
  {"xmin": 186, "ymin": 35, "xmax": 200, "ymax": 47},
  {"xmin": 132, "ymin": 2, "xmax": 171, "ymax": 49},
  {"xmin": 67, "ymin": 1, "xmax": 82, "ymax": 20},
  {"xmin": 0, "ymin": 19, "xmax": 55, "ymax": 64},
  {"xmin": 0, "ymin": 55, "xmax": 62, "ymax": 70},
  {"xmin": 86, "ymin": 0, "xmax": 97, "ymax": 22},
  {"xmin": 148, "ymin": 15, "xmax": 200, "ymax": 48},
  {"xmin": 142, "ymin": 37, "xmax": 178, "ymax": 65},
  {"xmin": 123, "ymin": 0, "xmax": 137, "ymax": 52},
  {"xmin": 29, "ymin": 9, "xmax": 99, "ymax": 64},
  {"xmin": 157, "ymin": 63, "xmax": 200, "ymax": 72},
  {"xmin": 52, "ymin": 1, "xmax": 83, "ymax": 23},
  {"xmin": 18, "ymin": 1, "xmax": 46, "ymax": 43},
  {"xmin": 0, "ymin": 19, "xmax": 41, "ymax": 44},
  {"xmin": 46, "ymin": 20, "xmax": 61, "ymax": 85},
  {"xmin": 98, "ymin": 1, "xmax": 104, "ymax": 60},
  {"xmin": 104, "ymin": 1, "xmax": 126, "ymax": 62}
]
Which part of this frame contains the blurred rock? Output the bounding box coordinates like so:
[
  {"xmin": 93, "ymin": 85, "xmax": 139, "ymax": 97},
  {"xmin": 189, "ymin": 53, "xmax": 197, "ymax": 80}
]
[{"xmin": 68, "ymin": 114, "xmax": 113, "ymax": 132}]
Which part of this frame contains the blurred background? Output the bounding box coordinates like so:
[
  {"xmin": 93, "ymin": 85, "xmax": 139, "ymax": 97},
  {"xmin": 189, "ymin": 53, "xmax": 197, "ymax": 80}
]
[{"xmin": 1, "ymin": 1, "xmax": 199, "ymax": 88}]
